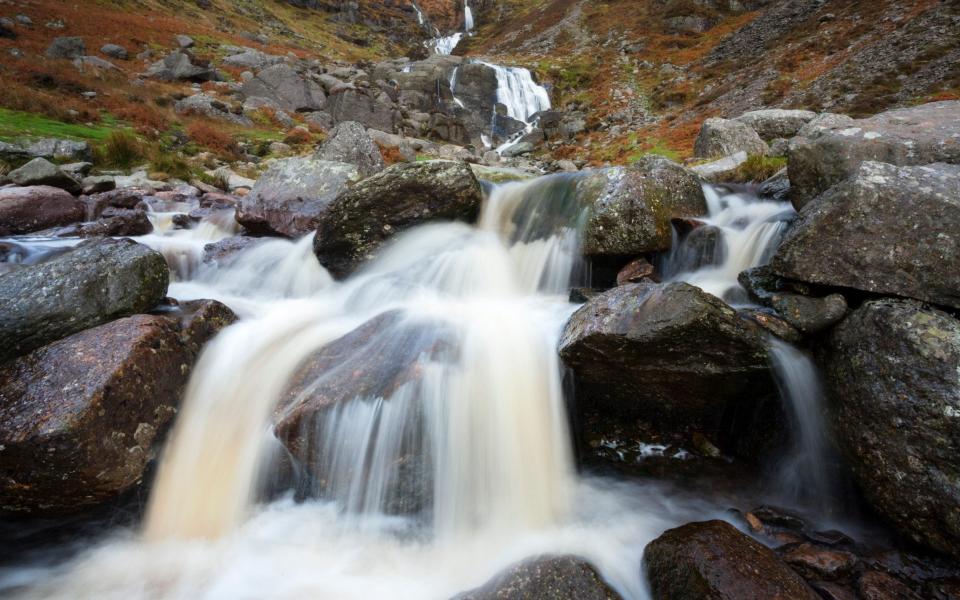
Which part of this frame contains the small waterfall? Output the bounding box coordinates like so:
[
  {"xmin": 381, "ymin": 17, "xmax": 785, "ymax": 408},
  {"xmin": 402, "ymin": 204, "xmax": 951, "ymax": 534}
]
[
  {"xmin": 464, "ymin": 0, "xmax": 474, "ymax": 31},
  {"xmin": 481, "ymin": 62, "xmax": 551, "ymax": 124},
  {"xmin": 139, "ymin": 206, "xmax": 237, "ymax": 281}
]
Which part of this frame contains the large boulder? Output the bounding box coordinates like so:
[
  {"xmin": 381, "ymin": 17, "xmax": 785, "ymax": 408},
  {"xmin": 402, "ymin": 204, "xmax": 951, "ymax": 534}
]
[
  {"xmin": 643, "ymin": 520, "xmax": 819, "ymax": 599},
  {"xmin": 7, "ymin": 157, "xmax": 82, "ymax": 193},
  {"xmin": 453, "ymin": 555, "xmax": 621, "ymax": 600},
  {"xmin": 145, "ymin": 50, "xmax": 219, "ymax": 82},
  {"xmin": 236, "ymin": 157, "xmax": 359, "ymax": 237},
  {"xmin": 693, "ymin": 118, "xmax": 769, "ymax": 159},
  {"xmin": 45, "ymin": 36, "xmax": 85, "ymax": 59},
  {"xmin": 325, "ymin": 88, "xmax": 396, "ymax": 132},
  {"xmin": 823, "ymin": 299, "xmax": 960, "ymax": 560},
  {"xmin": 174, "ymin": 94, "xmax": 253, "ymax": 126},
  {"xmin": 558, "ymin": 282, "xmax": 775, "ymax": 458},
  {"xmin": 0, "ymin": 185, "xmax": 85, "ymax": 235},
  {"xmin": 313, "ymin": 160, "xmax": 483, "ymax": 278},
  {"xmin": 0, "ymin": 301, "xmax": 236, "ymax": 515},
  {"xmin": 315, "ymin": 121, "xmax": 385, "ymax": 178},
  {"xmin": 788, "ymin": 101, "xmax": 960, "ymax": 209},
  {"xmin": 734, "ymin": 109, "xmax": 817, "ymax": 141},
  {"xmin": 0, "ymin": 238, "xmax": 169, "ymax": 361},
  {"xmin": 240, "ymin": 64, "xmax": 325, "ymax": 112},
  {"xmin": 770, "ymin": 162, "xmax": 960, "ymax": 310},
  {"xmin": 579, "ymin": 156, "xmax": 707, "ymax": 258}
]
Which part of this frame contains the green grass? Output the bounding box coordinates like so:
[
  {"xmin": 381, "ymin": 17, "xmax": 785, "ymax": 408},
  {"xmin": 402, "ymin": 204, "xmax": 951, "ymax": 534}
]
[
  {"xmin": 626, "ymin": 135, "xmax": 682, "ymax": 162},
  {"xmin": 0, "ymin": 108, "xmax": 118, "ymax": 142}
]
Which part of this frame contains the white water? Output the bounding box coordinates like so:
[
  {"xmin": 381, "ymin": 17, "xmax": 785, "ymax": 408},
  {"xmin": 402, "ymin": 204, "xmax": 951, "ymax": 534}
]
[{"xmin": 464, "ymin": 0, "xmax": 474, "ymax": 31}]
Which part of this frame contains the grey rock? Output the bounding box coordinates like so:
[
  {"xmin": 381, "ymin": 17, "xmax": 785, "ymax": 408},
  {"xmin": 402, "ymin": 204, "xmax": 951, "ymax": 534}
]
[
  {"xmin": 15, "ymin": 15, "xmax": 32, "ymax": 26},
  {"xmin": 8, "ymin": 158, "xmax": 81, "ymax": 194},
  {"xmin": 241, "ymin": 64, "xmax": 325, "ymax": 112},
  {"xmin": 45, "ymin": 36, "xmax": 85, "ymax": 59},
  {"xmin": 694, "ymin": 118, "xmax": 769, "ymax": 159},
  {"xmin": 757, "ymin": 168, "xmax": 790, "ymax": 202},
  {"xmin": 770, "ymin": 292, "xmax": 847, "ymax": 334},
  {"xmin": 222, "ymin": 48, "xmax": 283, "ymax": 70},
  {"xmin": 304, "ymin": 111, "xmax": 334, "ymax": 131},
  {"xmin": 146, "ymin": 50, "xmax": 219, "ymax": 82},
  {"xmin": 500, "ymin": 141, "xmax": 534, "ymax": 158},
  {"xmin": 0, "ymin": 238, "xmax": 169, "ymax": 361},
  {"xmin": 81, "ymin": 175, "xmax": 117, "ymax": 195},
  {"xmin": 690, "ymin": 151, "xmax": 748, "ymax": 182},
  {"xmin": 453, "ymin": 555, "xmax": 621, "ymax": 600},
  {"xmin": 770, "ymin": 162, "xmax": 960, "ymax": 310},
  {"xmin": 100, "ymin": 43, "xmax": 128, "ymax": 60},
  {"xmin": 175, "ymin": 34, "xmax": 194, "ymax": 49},
  {"xmin": 175, "ymin": 94, "xmax": 252, "ymax": 126},
  {"xmin": 734, "ymin": 109, "xmax": 817, "ymax": 141},
  {"xmin": 325, "ymin": 88, "xmax": 395, "ymax": 132},
  {"xmin": 0, "ymin": 185, "xmax": 85, "ymax": 235},
  {"xmin": 201, "ymin": 237, "xmax": 268, "ymax": 265},
  {"xmin": 315, "ymin": 121, "xmax": 385, "ymax": 178},
  {"xmin": 237, "ymin": 157, "xmax": 359, "ymax": 237},
  {"xmin": 72, "ymin": 55, "xmax": 119, "ymax": 72}
]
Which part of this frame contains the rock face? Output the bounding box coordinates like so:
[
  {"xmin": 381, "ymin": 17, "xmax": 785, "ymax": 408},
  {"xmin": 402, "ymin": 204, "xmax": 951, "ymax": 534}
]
[
  {"xmin": 580, "ymin": 156, "xmax": 707, "ymax": 258},
  {"xmin": 734, "ymin": 109, "xmax": 817, "ymax": 141},
  {"xmin": 0, "ymin": 301, "xmax": 236, "ymax": 515},
  {"xmin": 823, "ymin": 299, "xmax": 960, "ymax": 560},
  {"xmin": 0, "ymin": 186, "xmax": 85, "ymax": 235},
  {"xmin": 694, "ymin": 118, "xmax": 769, "ymax": 159},
  {"xmin": 643, "ymin": 520, "xmax": 819, "ymax": 600},
  {"xmin": 788, "ymin": 101, "xmax": 960, "ymax": 208},
  {"xmin": 770, "ymin": 162, "xmax": 960, "ymax": 310},
  {"xmin": 236, "ymin": 157, "xmax": 359, "ymax": 237},
  {"xmin": 454, "ymin": 555, "xmax": 621, "ymax": 600},
  {"xmin": 558, "ymin": 282, "xmax": 774, "ymax": 454},
  {"xmin": 325, "ymin": 88, "xmax": 396, "ymax": 132},
  {"xmin": 241, "ymin": 64, "xmax": 326, "ymax": 112},
  {"xmin": 315, "ymin": 121, "xmax": 386, "ymax": 177},
  {"xmin": 313, "ymin": 160, "xmax": 483, "ymax": 278},
  {"xmin": 8, "ymin": 157, "xmax": 81, "ymax": 193},
  {"xmin": 0, "ymin": 239, "xmax": 169, "ymax": 361}
]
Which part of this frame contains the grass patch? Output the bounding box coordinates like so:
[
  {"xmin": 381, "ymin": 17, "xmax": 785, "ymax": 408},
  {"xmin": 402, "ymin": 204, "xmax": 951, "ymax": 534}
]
[
  {"xmin": 626, "ymin": 135, "xmax": 682, "ymax": 162},
  {"xmin": 0, "ymin": 108, "xmax": 116, "ymax": 142},
  {"xmin": 92, "ymin": 130, "xmax": 146, "ymax": 169},
  {"xmin": 729, "ymin": 154, "xmax": 787, "ymax": 182}
]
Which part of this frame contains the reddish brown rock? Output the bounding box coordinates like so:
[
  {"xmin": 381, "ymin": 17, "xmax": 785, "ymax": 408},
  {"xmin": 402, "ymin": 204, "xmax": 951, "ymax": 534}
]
[
  {"xmin": 616, "ymin": 257, "xmax": 657, "ymax": 286},
  {"xmin": 0, "ymin": 185, "xmax": 85, "ymax": 235},
  {"xmin": 858, "ymin": 571, "xmax": 922, "ymax": 600},
  {"xmin": 782, "ymin": 543, "xmax": 858, "ymax": 580}
]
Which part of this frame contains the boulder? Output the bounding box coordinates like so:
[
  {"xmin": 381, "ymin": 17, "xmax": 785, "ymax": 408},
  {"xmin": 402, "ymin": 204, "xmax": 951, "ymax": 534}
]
[
  {"xmin": 0, "ymin": 185, "xmax": 85, "ymax": 235},
  {"xmin": 757, "ymin": 168, "xmax": 790, "ymax": 203},
  {"xmin": 174, "ymin": 94, "xmax": 252, "ymax": 126},
  {"xmin": 100, "ymin": 43, "xmax": 128, "ymax": 60},
  {"xmin": 770, "ymin": 162, "xmax": 960, "ymax": 310},
  {"xmin": 769, "ymin": 293, "xmax": 847, "ymax": 335},
  {"xmin": 781, "ymin": 543, "xmax": 858, "ymax": 581},
  {"xmin": 73, "ymin": 56, "xmax": 119, "ymax": 72},
  {"xmin": 145, "ymin": 50, "xmax": 219, "ymax": 82},
  {"xmin": 48, "ymin": 209, "xmax": 153, "ymax": 238},
  {"xmin": 8, "ymin": 157, "xmax": 81, "ymax": 193},
  {"xmin": 0, "ymin": 301, "xmax": 236, "ymax": 515},
  {"xmin": 643, "ymin": 520, "xmax": 819, "ymax": 600},
  {"xmin": 45, "ymin": 36, "xmax": 85, "ymax": 59},
  {"xmin": 734, "ymin": 109, "xmax": 817, "ymax": 141},
  {"xmin": 222, "ymin": 48, "xmax": 283, "ymax": 70},
  {"xmin": 823, "ymin": 299, "xmax": 960, "ymax": 560},
  {"xmin": 236, "ymin": 157, "xmax": 359, "ymax": 237},
  {"xmin": 174, "ymin": 34, "xmax": 195, "ymax": 49},
  {"xmin": 690, "ymin": 151, "xmax": 748, "ymax": 183},
  {"xmin": 201, "ymin": 236, "xmax": 268, "ymax": 265},
  {"xmin": 313, "ymin": 160, "xmax": 483, "ymax": 278},
  {"xmin": 241, "ymin": 64, "xmax": 326, "ymax": 112},
  {"xmin": 579, "ymin": 156, "xmax": 707, "ymax": 257},
  {"xmin": 558, "ymin": 282, "xmax": 774, "ymax": 456},
  {"xmin": 788, "ymin": 101, "xmax": 960, "ymax": 208},
  {"xmin": 453, "ymin": 555, "xmax": 621, "ymax": 600},
  {"xmin": 616, "ymin": 258, "xmax": 657, "ymax": 286},
  {"xmin": 315, "ymin": 121, "xmax": 385, "ymax": 177},
  {"xmin": 693, "ymin": 118, "xmax": 769, "ymax": 159},
  {"xmin": 0, "ymin": 238, "xmax": 169, "ymax": 361},
  {"xmin": 325, "ymin": 88, "xmax": 395, "ymax": 132}
]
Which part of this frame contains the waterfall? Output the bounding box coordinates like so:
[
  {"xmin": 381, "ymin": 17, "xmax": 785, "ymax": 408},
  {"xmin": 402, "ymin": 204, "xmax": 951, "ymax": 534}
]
[
  {"xmin": 464, "ymin": 0, "xmax": 474, "ymax": 31},
  {"xmin": 481, "ymin": 62, "xmax": 551, "ymax": 124}
]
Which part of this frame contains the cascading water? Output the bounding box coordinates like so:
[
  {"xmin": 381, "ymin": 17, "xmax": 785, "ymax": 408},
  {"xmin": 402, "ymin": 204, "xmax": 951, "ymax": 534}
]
[{"xmin": 464, "ymin": 0, "xmax": 474, "ymax": 32}]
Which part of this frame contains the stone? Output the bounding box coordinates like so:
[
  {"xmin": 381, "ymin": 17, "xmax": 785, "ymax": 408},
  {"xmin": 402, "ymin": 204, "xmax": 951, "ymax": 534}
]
[
  {"xmin": 236, "ymin": 157, "xmax": 359, "ymax": 237},
  {"xmin": 222, "ymin": 48, "xmax": 283, "ymax": 70},
  {"xmin": 8, "ymin": 157, "xmax": 81, "ymax": 194},
  {"xmin": 769, "ymin": 293, "xmax": 848, "ymax": 334},
  {"xmin": 694, "ymin": 118, "xmax": 769, "ymax": 159},
  {"xmin": 81, "ymin": 175, "xmax": 116, "ymax": 195},
  {"xmin": 788, "ymin": 101, "xmax": 960, "ymax": 208},
  {"xmin": 580, "ymin": 156, "xmax": 707, "ymax": 257},
  {"xmin": 45, "ymin": 36, "xmax": 85, "ymax": 59},
  {"xmin": 857, "ymin": 571, "xmax": 922, "ymax": 600},
  {"xmin": 770, "ymin": 162, "xmax": 960, "ymax": 310},
  {"xmin": 0, "ymin": 186, "xmax": 85, "ymax": 235},
  {"xmin": 616, "ymin": 258, "xmax": 656, "ymax": 286},
  {"xmin": 643, "ymin": 520, "xmax": 819, "ymax": 600},
  {"xmin": 241, "ymin": 64, "xmax": 326, "ymax": 112},
  {"xmin": 48, "ymin": 209, "xmax": 152, "ymax": 238},
  {"xmin": 662, "ymin": 224, "xmax": 726, "ymax": 275},
  {"xmin": 201, "ymin": 237, "xmax": 268, "ymax": 265},
  {"xmin": 325, "ymin": 88, "xmax": 395, "ymax": 132},
  {"xmin": 757, "ymin": 168, "xmax": 790, "ymax": 202},
  {"xmin": 174, "ymin": 34, "xmax": 194, "ymax": 49},
  {"xmin": 734, "ymin": 109, "xmax": 817, "ymax": 141},
  {"xmin": 73, "ymin": 56, "xmax": 118, "ymax": 72},
  {"xmin": 314, "ymin": 121, "xmax": 385, "ymax": 177},
  {"xmin": 690, "ymin": 151, "xmax": 748, "ymax": 182},
  {"xmin": 782, "ymin": 543, "xmax": 858, "ymax": 580},
  {"xmin": 146, "ymin": 50, "xmax": 219, "ymax": 82},
  {"xmin": 313, "ymin": 160, "xmax": 483, "ymax": 278},
  {"xmin": 0, "ymin": 238, "xmax": 169, "ymax": 361},
  {"xmin": 175, "ymin": 94, "xmax": 253, "ymax": 126},
  {"xmin": 453, "ymin": 555, "xmax": 621, "ymax": 600},
  {"xmin": 100, "ymin": 43, "xmax": 128, "ymax": 60},
  {"xmin": 0, "ymin": 138, "xmax": 91, "ymax": 163},
  {"xmin": 823, "ymin": 299, "xmax": 960, "ymax": 560}
]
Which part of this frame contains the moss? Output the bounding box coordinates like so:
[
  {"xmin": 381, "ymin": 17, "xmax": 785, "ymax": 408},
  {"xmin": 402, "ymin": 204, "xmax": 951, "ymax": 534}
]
[
  {"xmin": 0, "ymin": 109, "xmax": 117, "ymax": 142},
  {"xmin": 728, "ymin": 155, "xmax": 787, "ymax": 183}
]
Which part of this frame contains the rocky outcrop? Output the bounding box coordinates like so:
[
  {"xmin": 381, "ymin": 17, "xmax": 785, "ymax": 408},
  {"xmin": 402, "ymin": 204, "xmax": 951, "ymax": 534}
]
[
  {"xmin": 0, "ymin": 186, "xmax": 85, "ymax": 235},
  {"xmin": 313, "ymin": 160, "xmax": 483, "ymax": 278},
  {"xmin": 241, "ymin": 64, "xmax": 326, "ymax": 112},
  {"xmin": 823, "ymin": 299, "xmax": 960, "ymax": 560},
  {"xmin": 0, "ymin": 301, "xmax": 236, "ymax": 515},
  {"xmin": 0, "ymin": 238, "xmax": 169, "ymax": 361},
  {"xmin": 325, "ymin": 88, "xmax": 396, "ymax": 132},
  {"xmin": 7, "ymin": 158, "xmax": 81, "ymax": 194},
  {"xmin": 453, "ymin": 555, "xmax": 621, "ymax": 600},
  {"xmin": 643, "ymin": 520, "xmax": 819, "ymax": 600},
  {"xmin": 770, "ymin": 162, "xmax": 960, "ymax": 310},
  {"xmin": 315, "ymin": 121, "xmax": 386, "ymax": 177},
  {"xmin": 236, "ymin": 157, "xmax": 359, "ymax": 237},
  {"xmin": 580, "ymin": 156, "xmax": 707, "ymax": 258},
  {"xmin": 694, "ymin": 118, "xmax": 769, "ymax": 159},
  {"xmin": 788, "ymin": 101, "xmax": 960, "ymax": 208}
]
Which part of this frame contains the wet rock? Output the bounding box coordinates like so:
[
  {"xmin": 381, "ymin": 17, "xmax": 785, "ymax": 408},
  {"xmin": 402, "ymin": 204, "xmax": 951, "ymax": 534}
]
[
  {"xmin": 145, "ymin": 50, "xmax": 219, "ymax": 82},
  {"xmin": 782, "ymin": 543, "xmax": 858, "ymax": 580},
  {"xmin": 8, "ymin": 157, "xmax": 82, "ymax": 194},
  {"xmin": 824, "ymin": 299, "xmax": 960, "ymax": 560},
  {"xmin": 812, "ymin": 581, "xmax": 859, "ymax": 600},
  {"xmin": 45, "ymin": 36, "xmax": 85, "ymax": 59},
  {"xmin": 738, "ymin": 266, "xmax": 788, "ymax": 305},
  {"xmin": 769, "ymin": 292, "xmax": 847, "ymax": 335},
  {"xmin": 313, "ymin": 160, "xmax": 483, "ymax": 278},
  {"xmin": 770, "ymin": 162, "xmax": 960, "ymax": 310},
  {"xmin": 788, "ymin": 101, "xmax": 960, "ymax": 209},
  {"xmin": 0, "ymin": 185, "xmax": 85, "ymax": 235},
  {"xmin": 49, "ymin": 209, "xmax": 153, "ymax": 238},
  {"xmin": 201, "ymin": 236, "xmax": 268, "ymax": 264},
  {"xmin": 558, "ymin": 282, "xmax": 775, "ymax": 456},
  {"xmin": 453, "ymin": 555, "xmax": 621, "ymax": 600},
  {"xmin": 236, "ymin": 157, "xmax": 359, "ymax": 237},
  {"xmin": 734, "ymin": 109, "xmax": 817, "ymax": 141},
  {"xmin": 694, "ymin": 118, "xmax": 769, "ymax": 159},
  {"xmin": 0, "ymin": 238, "xmax": 169, "ymax": 361},
  {"xmin": 241, "ymin": 64, "xmax": 326, "ymax": 112},
  {"xmin": 81, "ymin": 175, "xmax": 116, "ymax": 195},
  {"xmin": 643, "ymin": 520, "xmax": 819, "ymax": 600},
  {"xmin": 664, "ymin": 224, "xmax": 726, "ymax": 274},
  {"xmin": 83, "ymin": 188, "xmax": 145, "ymax": 219},
  {"xmin": 858, "ymin": 571, "xmax": 922, "ymax": 600},
  {"xmin": 757, "ymin": 168, "xmax": 790, "ymax": 203},
  {"xmin": 738, "ymin": 308, "xmax": 802, "ymax": 344},
  {"xmin": 315, "ymin": 121, "xmax": 385, "ymax": 177},
  {"xmin": 0, "ymin": 302, "xmax": 235, "ymax": 515},
  {"xmin": 580, "ymin": 156, "xmax": 707, "ymax": 258},
  {"xmin": 616, "ymin": 258, "xmax": 657, "ymax": 286}
]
